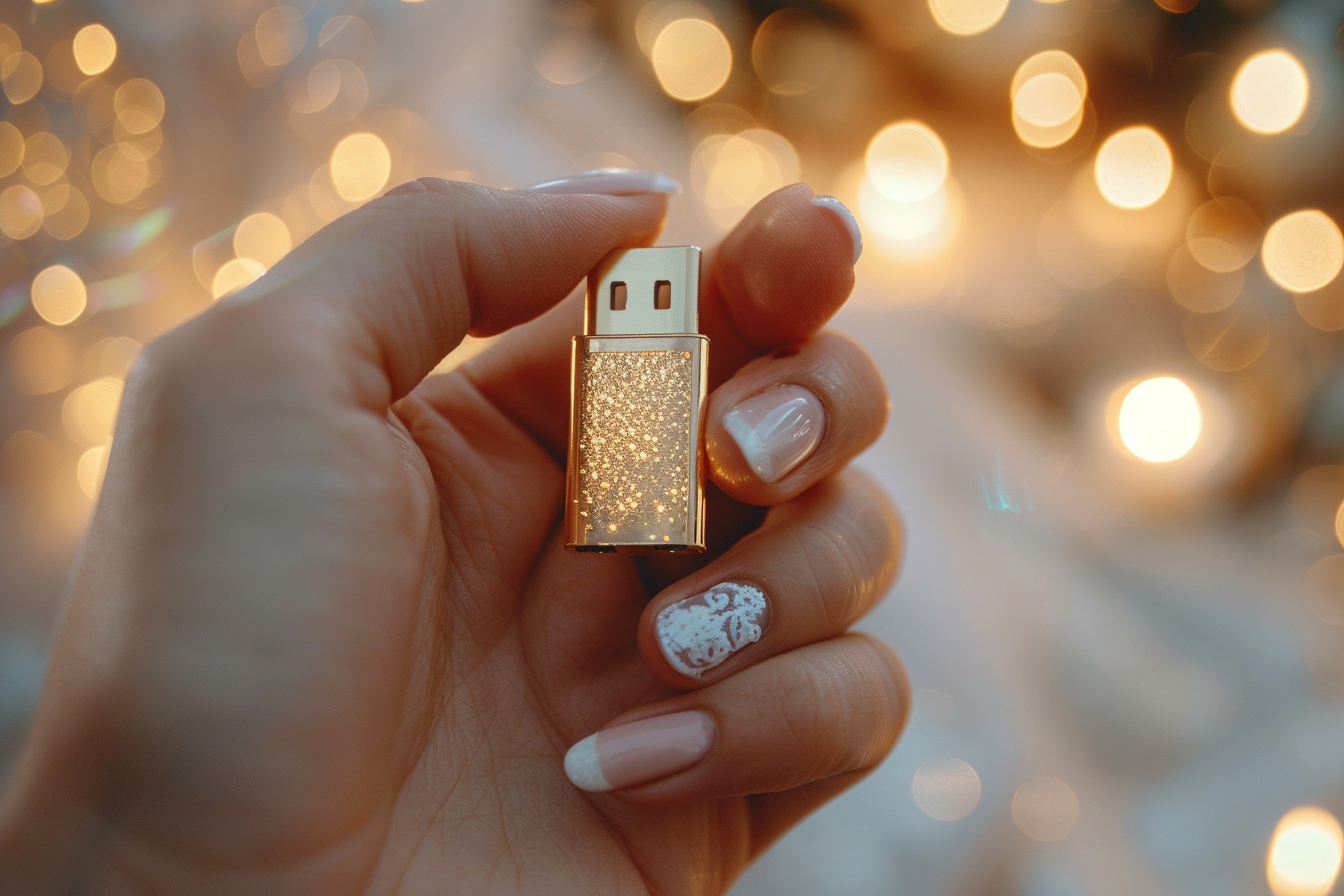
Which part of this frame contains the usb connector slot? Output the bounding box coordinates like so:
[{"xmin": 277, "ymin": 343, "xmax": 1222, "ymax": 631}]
[{"xmin": 585, "ymin": 246, "xmax": 700, "ymax": 336}]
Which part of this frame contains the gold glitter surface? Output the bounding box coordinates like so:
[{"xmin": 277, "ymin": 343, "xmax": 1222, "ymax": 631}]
[{"xmin": 576, "ymin": 349, "xmax": 694, "ymax": 543}]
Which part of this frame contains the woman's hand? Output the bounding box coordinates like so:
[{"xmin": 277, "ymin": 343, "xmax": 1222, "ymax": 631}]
[{"xmin": 0, "ymin": 173, "xmax": 908, "ymax": 895}]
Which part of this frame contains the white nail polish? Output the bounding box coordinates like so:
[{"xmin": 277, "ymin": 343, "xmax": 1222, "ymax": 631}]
[
  {"xmin": 526, "ymin": 169, "xmax": 682, "ymax": 196},
  {"xmin": 811, "ymin": 195, "xmax": 863, "ymax": 264},
  {"xmin": 563, "ymin": 734, "xmax": 613, "ymax": 792},
  {"xmin": 656, "ymin": 582, "xmax": 770, "ymax": 678},
  {"xmin": 722, "ymin": 385, "xmax": 825, "ymax": 485}
]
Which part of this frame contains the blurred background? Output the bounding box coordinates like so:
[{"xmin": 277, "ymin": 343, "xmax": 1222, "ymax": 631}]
[{"xmin": 2, "ymin": 0, "xmax": 1344, "ymax": 892}]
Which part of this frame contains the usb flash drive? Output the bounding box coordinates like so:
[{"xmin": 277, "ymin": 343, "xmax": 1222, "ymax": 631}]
[{"xmin": 565, "ymin": 246, "xmax": 708, "ymax": 554}]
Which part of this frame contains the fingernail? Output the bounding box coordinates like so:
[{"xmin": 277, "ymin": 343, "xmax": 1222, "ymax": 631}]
[
  {"xmin": 722, "ymin": 385, "xmax": 824, "ymax": 485},
  {"xmin": 811, "ymin": 195, "xmax": 863, "ymax": 264},
  {"xmin": 564, "ymin": 710, "xmax": 716, "ymax": 792},
  {"xmin": 657, "ymin": 582, "xmax": 770, "ymax": 678},
  {"xmin": 526, "ymin": 168, "xmax": 682, "ymax": 196}
]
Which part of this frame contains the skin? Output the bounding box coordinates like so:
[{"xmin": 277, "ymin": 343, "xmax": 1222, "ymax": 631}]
[{"xmin": 0, "ymin": 180, "xmax": 908, "ymax": 895}]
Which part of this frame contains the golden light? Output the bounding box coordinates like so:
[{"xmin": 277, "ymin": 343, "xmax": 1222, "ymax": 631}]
[
  {"xmin": 1167, "ymin": 245, "xmax": 1243, "ymax": 313},
  {"xmin": 91, "ymin": 143, "xmax": 151, "ymax": 205},
  {"xmin": 866, "ymin": 121, "xmax": 948, "ymax": 202},
  {"xmin": 534, "ymin": 30, "xmax": 608, "ymax": 86},
  {"xmin": 63, "ymin": 377, "xmax": 124, "ymax": 448},
  {"xmin": 43, "ymin": 184, "xmax": 90, "ymax": 240},
  {"xmin": 651, "ymin": 18, "xmax": 732, "ymax": 102},
  {"xmin": 859, "ymin": 172, "xmax": 951, "ymax": 247},
  {"xmin": 912, "ymin": 758, "xmax": 982, "ymax": 821},
  {"xmin": 330, "ymin": 132, "xmax": 391, "ymax": 202},
  {"xmin": 1231, "ymin": 50, "xmax": 1309, "ymax": 136},
  {"xmin": 1267, "ymin": 807, "xmax": 1343, "ymax": 896},
  {"xmin": 72, "ymin": 24, "xmax": 117, "ymax": 76},
  {"xmin": 1117, "ymin": 376, "xmax": 1202, "ymax": 463},
  {"xmin": 751, "ymin": 9, "xmax": 835, "ymax": 96},
  {"xmin": 255, "ymin": 6, "xmax": 307, "ymax": 67},
  {"xmin": 234, "ymin": 212, "xmax": 292, "ymax": 267},
  {"xmin": 1, "ymin": 51, "xmax": 43, "ymax": 104},
  {"xmin": 1012, "ymin": 777, "xmax": 1080, "ymax": 843},
  {"xmin": 77, "ymin": 445, "xmax": 110, "ymax": 500},
  {"xmin": 31, "ymin": 265, "xmax": 88, "ymax": 326},
  {"xmin": 1262, "ymin": 210, "xmax": 1344, "ymax": 294},
  {"xmin": 635, "ymin": 1, "xmax": 716, "ymax": 57},
  {"xmin": 21, "ymin": 132, "xmax": 69, "ymax": 186},
  {"xmin": 1011, "ymin": 51, "xmax": 1087, "ymax": 149},
  {"xmin": 114, "ymin": 78, "xmax": 165, "ymax": 134},
  {"xmin": 1094, "ymin": 126, "xmax": 1173, "ymax": 210},
  {"xmin": 928, "ymin": 0, "xmax": 1009, "ymax": 35},
  {"xmin": 0, "ymin": 184, "xmax": 43, "ymax": 240},
  {"xmin": 691, "ymin": 128, "xmax": 798, "ymax": 230},
  {"xmin": 1186, "ymin": 196, "xmax": 1260, "ymax": 272},
  {"xmin": 0, "ymin": 121, "xmax": 22, "ymax": 177},
  {"xmin": 7, "ymin": 326, "xmax": 74, "ymax": 395},
  {"xmin": 212, "ymin": 258, "xmax": 267, "ymax": 300}
]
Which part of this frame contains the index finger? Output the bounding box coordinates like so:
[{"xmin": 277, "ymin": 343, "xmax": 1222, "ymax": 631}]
[{"xmin": 461, "ymin": 183, "xmax": 862, "ymax": 456}]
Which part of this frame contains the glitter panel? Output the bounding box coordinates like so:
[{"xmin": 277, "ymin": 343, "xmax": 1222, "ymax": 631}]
[{"xmin": 576, "ymin": 349, "xmax": 695, "ymax": 544}]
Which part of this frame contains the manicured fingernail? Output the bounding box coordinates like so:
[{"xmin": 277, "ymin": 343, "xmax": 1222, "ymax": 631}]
[
  {"xmin": 526, "ymin": 168, "xmax": 682, "ymax": 196},
  {"xmin": 564, "ymin": 710, "xmax": 716, "ymax": 792},
  {"xmin": 722, "ymin": 385, "xmax": 824, "ymax": 484},
  {"xmin": 657, "ymin": 582, "xmax": 770, "ymax": 678},
  {"xmin": 384, "ymin": 179, "xmax": 428, "ymax": 196},
  {"xmin": 811, "ymin": 195, "xmax": 863, "ymax": 264}
]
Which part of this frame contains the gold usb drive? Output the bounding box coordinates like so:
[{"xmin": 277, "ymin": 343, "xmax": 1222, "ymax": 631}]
[{"xmin": 565, "ymin": 246, "xmax": 708, "ymax": 554}]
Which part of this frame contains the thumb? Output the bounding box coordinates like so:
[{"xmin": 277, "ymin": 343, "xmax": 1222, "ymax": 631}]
[{"xmin": 214, "ymin": 177, "xmax": 670, "ymax": 403}]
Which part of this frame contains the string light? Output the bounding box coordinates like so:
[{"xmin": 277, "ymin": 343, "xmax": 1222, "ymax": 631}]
[
  {"xmin": 912, "ymin": 758, "xmax": 982, "ymax": 821},
  {"xmin": 928, "ymin": 0, "xmax": 1010, "ymax": 36},
  {"xmin": 1267, "ymin": 807, "xmax": 1343, "ymax": 896},
  {"xmin": 72, "ymin": 24, "xmax": 117, "ymax": 76},
  {"xmin": 1117, "ymin": 376, "xmax": 1202, "ymax": 463},
  {"xmin": 30, "ymin": 266, "xmax": 87, "ymax": 326},
  {"xmin": 1232, "ymin": 50, "xmax": 1309, "ymax": 135},
  {"xmin": 1262, "ymin": 210, "xmax": 1344, "ymax": 294},
  {"xmin": 1095, "ymin": 126, "xmax": 1173, "ymax": 210},
  {"xmin": 651, "ymin": 18, "xmax": 732, "ymax": 102},
  {"xmin": 329, "ymin": 133, "xmax": 391, "ymax": 202},
  {"xmin": 865, "ymin": 121, "xmax": 948, "ymax": 202}
]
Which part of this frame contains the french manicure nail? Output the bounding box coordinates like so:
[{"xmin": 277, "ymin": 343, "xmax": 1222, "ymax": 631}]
[
  {"xmin": 722, "ymin": 385, "xmax": 825, "ymax": 485},
  {"xmin": 526, "ymin": 168, "xmax": 682, "ymax": 196},
  {"xmin": 657, "ymin": 582, "xmax": 770, "ymax": 678},
  {"xmin": 811, "ymin": 195, "xmax": 863, "ymax": 264},
  {"xmin": 564, "ymin": 710, "xmax": 716, "ymax": 792}
]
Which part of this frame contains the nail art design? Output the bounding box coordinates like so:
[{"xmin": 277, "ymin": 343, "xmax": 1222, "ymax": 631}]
[
  {"xmin": 656, "ymin": 582, "xmax": 770, "ymax": 678},
  {"xmin": 811, "ymin": 194, "xmax": 863, "ymax": 264},
  {"xmin": 526, "ymin": 168, "xmax": 682, "ymax": 196},
  {"xmin": 722, "ymin": 385, "xmax": 825, "ymax": 484}
]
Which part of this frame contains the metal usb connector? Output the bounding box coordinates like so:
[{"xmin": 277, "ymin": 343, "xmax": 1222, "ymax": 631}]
[{"xmin": 565, "ymin": 247, "xmax": 709, "ymax": 554}]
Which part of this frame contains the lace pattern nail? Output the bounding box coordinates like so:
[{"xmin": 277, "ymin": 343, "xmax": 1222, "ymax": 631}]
[{"xmin": 656, "ymin": 582, "xmax": 770, "ymax": 678}]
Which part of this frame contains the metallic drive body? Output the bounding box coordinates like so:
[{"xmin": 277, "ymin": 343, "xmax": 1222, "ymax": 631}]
[{"xmin": 565, "ymin": 334, "xmax": 709, "ymax": 553}]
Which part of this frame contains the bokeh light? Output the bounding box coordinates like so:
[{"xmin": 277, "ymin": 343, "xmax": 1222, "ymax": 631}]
[
  {"xmin": 62, "ymin": 377, "xmax": 124, "ymax": 448},
  {"xmin": 691, "ymin": 128, "xmax": 798, "ymax": 230},
  {"xmin": 651, "ymin": 18, "xmax": 732, "ymax": 102},
  {"xmin": 912, "ymin": 758, "xmax": 982, "ymax": 821},
  {"xmin": 330, "ymin": 133, "xmax": 391, "ymax": 202},
  {"xmin": 928, "ymin": 0, "xmax": 1010, "ymax": 36},
  {"xmin": 751, "ymin": 9, "xmax": 835, "ymax": 96},
  {"xmin": 234, "ymin": 213, "xmax": 292, "ymax": 268},
  {"xmin": 77, "ymin": 445, "xmax": 110, "ymax": 500},
  {"xmin": 72, "ymin": 24, "xmax": 117, "ymax": 76},
  {"xmin": 255, "ymin": 6, "xmax": 307, "ymax": 67},
  {"xmin": 1095, "ymin": 127, "xmax": 1173, "ymax": 210},
  {"xmin": 1012, "ymin": 777, "xmax": 1080, "ymax": 842},
  {"xmin": 22, "ymin": 133, "xmax": 68, "ymax": 186},
  {"xmin": 212, "ymin": 258, "xmax": 267, "ymax": 300},
  {"xmin": 1267, "ymin": 807, "xmax": 1343, "ymax": 896},
  {"xmin": 1187, "ymin": 196, "xmax": 1260, "ymax": 272},
  {"xmin": 1262, "ymin": 211, "xmax": 1344, "ymax": 294},
  {"xmin": 1011, "ymin": 51, "xmax": 1087, "ymax": 149},
  {"xmin": 1231, "ymin": 50, "xmax": 1309, "ymax": 136},
  {"xmin": 866, "ymin": 121, "xmax": 948, "ymax": 202},
  {"xmin": 0, "ymin": 184, "xmax": 43, "ymax": 239},
  {"xmin": 635, "ymin": 1, "xmax": 715, "ymax": 57},
  {"xmin": 1, "ymin": 51, "xmax": 43, "ymax": 104},
  {"xmin": 1117, "ymin": 376, "xmax": 1202, "ymax": 463},
  {"xmin": 30, "ymin": 266, "xmax": 87, "ymax": 326},
  {"xmin": 0, "ymin": 120, "xmax": 22, "ymax": 177},
  {"xmin": 114, "ymin": 79, "xmax": 165, "ymax": 135}
]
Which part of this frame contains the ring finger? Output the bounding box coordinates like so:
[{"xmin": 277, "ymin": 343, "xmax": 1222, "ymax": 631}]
[{"xmin": 636, "ymin": 469, "xmax": 902, "ymax": 688}]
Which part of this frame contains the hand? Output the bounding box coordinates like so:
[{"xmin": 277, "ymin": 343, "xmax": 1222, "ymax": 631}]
[{"xmin": 0, "ymin": 173, "xmax": 908, "ymax": 894}]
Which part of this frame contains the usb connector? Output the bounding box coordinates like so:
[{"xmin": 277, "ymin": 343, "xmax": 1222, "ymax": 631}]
[
  {"xmin": 566, "ymin": 247, "xmax": 709, "ymax": 554},
  {"xmin": 585, "ymin": 246, "xmax": 700, "ymax": 336}
]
